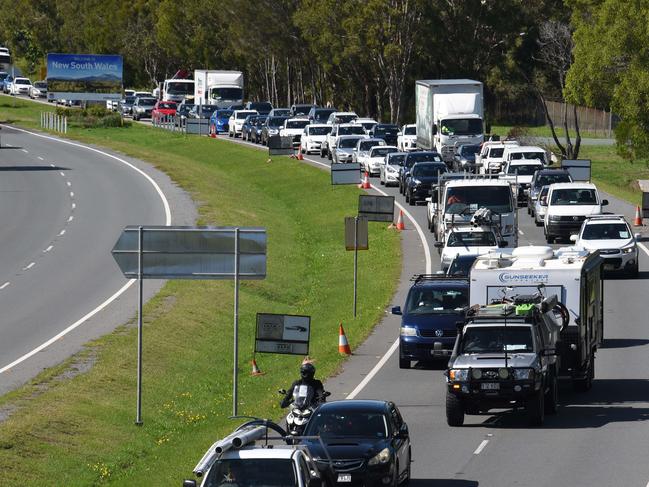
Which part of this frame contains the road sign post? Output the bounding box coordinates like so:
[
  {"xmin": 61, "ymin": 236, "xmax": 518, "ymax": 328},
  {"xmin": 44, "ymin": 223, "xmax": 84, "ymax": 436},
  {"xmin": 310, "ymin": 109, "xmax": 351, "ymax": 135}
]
[
  {"xmin": 112, "ymin": 226, "xmax": 266, "ymax": 423},
  {"xmin": 345, "ymin": 216, "xmax": 368, "ymax": 317}
]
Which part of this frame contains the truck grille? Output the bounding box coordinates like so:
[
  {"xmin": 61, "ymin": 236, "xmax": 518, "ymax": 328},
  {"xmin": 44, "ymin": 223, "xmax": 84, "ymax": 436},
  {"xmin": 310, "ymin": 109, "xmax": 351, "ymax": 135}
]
[{"xmin": 419, "ymin": 329, "xmax": 457, "ymax": 338}]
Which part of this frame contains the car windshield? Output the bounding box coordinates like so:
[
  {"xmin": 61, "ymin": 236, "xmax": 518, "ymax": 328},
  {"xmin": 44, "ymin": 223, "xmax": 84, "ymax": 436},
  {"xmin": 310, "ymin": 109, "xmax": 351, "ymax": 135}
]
[
  {"xmin": 445, "ymin": 186, "xmax": 513, "ymax": 214},
  {"xmin": 404, "ymin": 126, "xmax": 416, "ymax": 135},
  {"xmin": 267, "ymin": 116, "xmax": 287, "ymax": 127},
  {"xmin": 511, "ymin": 151, "xmax": 545, "ymax": 160},
  {"xmin": 447, "ymin": 231, "xmax": 496, "ymax": 247},
  {"xmin": 286, "ymin": 120, "xmax": 309, "ymax": 129},
  {"xmin": 16, "ymin": 79, "xmax": 31, "ymax": 85},
  {"xmin": 405, "ymin": 287, "xmax": 468, "ymax": 315},
  {"xmin": 440, "ymin": 119, "xmax": 483, "ymax": 136},
  {"xmin": 339, "ymin": 125, "xmax": 366, "ymax": 136},
  {"xmin": 272, "ymin": 109, "xmax": 291, "ymax": 116},
  {"xmin": 333, "ymin": 114, "xmax": 357, "ymax": 123},
  {"xmin": 461, "ymin": 326, "xmax": 534, "ymax": 354},
  {"xmin": 339, "ymin": 137, "xmax": 362, "ymax": 148},
  {"xmin": 210, "ymin": 87, "xmax": 242, "ymax": 100},
  {"xmin": 488, "ymin": 148, "xmax": 504, "ymax": 158},
  {"xmin": 306, "ymin": 411, "xmax": 388, "ymax": 438},
  {"xmin": 292, "ymin": 106, "xmax": 312, "ymax": 115},
  {"xmin": 582, "ymin": 222, "xmax": 630, "ymax": 240},
  {"xmin": 371, "ymin": 147, "xmax": 398, "ymax": 157},
  {"xmin": 249, "ymin": 102, "xmax": 273, "ymax": 111},
  {"xmin": 158, "ymin": 102, "xmax": 176, "ymax": 109},
  {"xmin": 506, "ymin": 164, "xmax": 543, "ymax": 176},
  {"xmin": 360, "ymin": 122, "xmax": 377, "ymax": 130},
  {"xmin": 550, "ymin": 188, "xmax": 597, "ymax": 205},
  {"xmin": 447, "ymin": 256, "xmax": 477, "ymax": 276},
  {"xmin": 124, "ymin": 96, "xmax": 135, "ymax": 104},
  {"xmin": 374, "ymin": 125, "xmax": 398, "ymax": 135},
  {"xmin": 255, "ymin": 117, "xmax": 268, "ymax": 126},
  {"xmin": 359, "ymin": 140, "xmax": 380, "ymax": 151},
  {"xmin": 216, "ymin": 110, "xmax": 233, "ymax": 118},
  {"xmin": 203, "ymin": 459, "xmax": 296, "ymax": 487},
  {"xmin": 460, "ymin": 145, "xmax": 480, "ymax": 156},
  {"xmin": 412, "ymin": 163, "xmax": 447, "ymax": 177},
  {"xmin": 387, "ymin": 154, "xmax": 406, "ymax": 166},
  {"xmin": 535, "ymin": 173, "xmax": 572, "ymax": 189},
  {"xmin": 166, "ymin": 82, "xmax": 193, "ymax": 95},
  {"xmin": 406, "ymin": 152, "xmax": 442, "ymax": 166},
  {"xmin": 313, "ymin": 109, "xmax": 335, "ymax": 121},
  {"xmin": 139, "ymin": 98, "xmax": 157, "ymax": 106},
  {"xmin": 237, "ymin": 111, "xmax": 256, "ymax": 119},
  {"xmin": 308, "ymin": 126, "xmax": 330, "ymax": 135}
]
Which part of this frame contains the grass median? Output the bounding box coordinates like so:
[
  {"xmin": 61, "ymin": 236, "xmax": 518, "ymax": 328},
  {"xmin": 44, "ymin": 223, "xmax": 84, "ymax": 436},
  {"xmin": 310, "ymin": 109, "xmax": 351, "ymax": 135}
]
[{"xmin": 0, "ymin": 97, "xmax": 401, "ymax": 485}]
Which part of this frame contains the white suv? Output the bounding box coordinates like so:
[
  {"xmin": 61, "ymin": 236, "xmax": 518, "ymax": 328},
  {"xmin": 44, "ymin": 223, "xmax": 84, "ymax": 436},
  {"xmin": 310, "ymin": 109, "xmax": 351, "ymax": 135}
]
[
  {"xmin": 10, "ymin": 77, "xmax": 32, "ymax": 96},
  {"xmin": 570, "ymin": 215, "xmax": 641, "ymax": 277},
  {"xmin": 228, "ymin": 110, "xmax": 258, "ymax": 137},
  {"xmin": 397, "ymin": 124, "xmax": 417, "ymax": 151},
  {"xmin": 300, "ymin": 124, "xmax": 330, "ymax": 154},
  {"xmin": 279, "ymin": 117, "xmax": 310, "ymax": 148}
]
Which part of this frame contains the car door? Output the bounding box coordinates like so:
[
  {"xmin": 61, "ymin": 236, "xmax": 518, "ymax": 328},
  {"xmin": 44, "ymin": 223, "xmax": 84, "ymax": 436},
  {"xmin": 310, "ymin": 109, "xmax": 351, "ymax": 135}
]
[{"xmin": 389, "ymin": 405, "xmax": 409, "ymax": 477}]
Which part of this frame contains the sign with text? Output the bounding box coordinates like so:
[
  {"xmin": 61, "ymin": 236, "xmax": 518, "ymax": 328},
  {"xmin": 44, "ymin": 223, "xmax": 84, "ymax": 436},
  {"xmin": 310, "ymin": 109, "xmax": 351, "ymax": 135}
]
[
  {"xmin": 331, "ymin": 163, "xmax": 361, "ymax": 185},
  {"xmin": 47, "ymin": 53, "xmax": 123, "ymax": 102},
  {"xmin": 255, "ymin": 313, "xmax": 310, "ymax": 355},
  {"xmin": 358, "ymin": 195, "xmax": 395, "ymax": 222}
]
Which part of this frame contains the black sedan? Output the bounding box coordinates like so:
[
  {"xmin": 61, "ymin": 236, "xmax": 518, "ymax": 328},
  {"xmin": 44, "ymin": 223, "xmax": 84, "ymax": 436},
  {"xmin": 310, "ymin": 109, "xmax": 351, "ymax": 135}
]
[
  {"xmin": 405, "ymin": 162, "xmax": 448, "ymax": 205},
  {"xmin": 398, "ymin": 151, "xmax": 444, "ymax": 195},
  {"xmin": 302, "ymin": 400, "xmax": 411, "ymax": 487},
  {"xmin": 370, "ymin": 124, "xmax": 400, "ymax": 146}
]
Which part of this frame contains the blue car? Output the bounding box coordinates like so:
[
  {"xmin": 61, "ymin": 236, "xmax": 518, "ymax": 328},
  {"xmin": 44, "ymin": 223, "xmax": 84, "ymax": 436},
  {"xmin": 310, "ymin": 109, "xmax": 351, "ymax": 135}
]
[
  {"xmin": 392, "ymin": 275, "xmax": 469, "ymax": 369},
  {"xmin": 209, "ymin": 109, "xmax": 233, "ymax": 135}
]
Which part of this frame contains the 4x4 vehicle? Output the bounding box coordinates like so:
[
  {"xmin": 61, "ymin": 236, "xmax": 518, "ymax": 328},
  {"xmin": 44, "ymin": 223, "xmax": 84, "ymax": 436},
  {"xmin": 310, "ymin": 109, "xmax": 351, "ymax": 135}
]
[
  {"xmin": 363, "ymin": 146, "xmax": 399, "ymax": 176},
  {"xmin": 132, "ymin": 96, "xmax": 157, "ymax": 120},
  {"xmin": 229, "ymin": 109, "xmax": 259, "ymax": 138},
  {"xmin": 325, "ymin": 111, "xmax": 358, "ymax": 125},
  {"xmin": 452, "ymin": 144, "xmax": 480, "ymax": 173},
  {"xmin": 527, "ymin": 169, "xmax": 573, "ymax": 217},
  {"xmin": 308, "ymin": 107, "xmax": 337, "ymax": 124},
  {"xmin": 571, "ymin": 214, "xmax": 641, "ymax": 277},
  {"xmin": 445, "ymin": 295, "xmax": 565, "ymax": 426},
  {"xmin": 397, "ymin": 124, "xmax": 417, "ymax": 151},
  {"xmin": 435, "ymin": 225, "xmax": 505, "ymax": 271},
  {"xmin": 290, "ymin": 103, "xmax": 316, "ymax": 117},
  {"xmin": 544, "ymin": 182, "xmax": 608, "ymax": 244},
  {"xmin": 280, "ymin": 117, "xmax": 310, "ymax": 148},
  {"xmin": 244, "ymin": 101, "xmax": 273, "ymax": 115},
  {"xmin": 353, "ymin": 137, "xmax": 386, "ymax": 169},
  {"xmin": 392, "ymin": 275, "xmax": 469, "ymax": 369},
  {"xmin": 300, "ymin": 124, "xmax": 331, "ymax": 154},
  {"xmin": 322, "ymin": 123, "xmax": 366, "ymax": 159},
  {"xmin": 476, "ymin": 140, "xmax": 519, "ymax": 174},
  {"xmin": 499, "ymin": 159, "xmax": 545, "ymax": 206},
  {"xmin": 370, "ymin": 123, "xmax": 399, "ymax": 146}
]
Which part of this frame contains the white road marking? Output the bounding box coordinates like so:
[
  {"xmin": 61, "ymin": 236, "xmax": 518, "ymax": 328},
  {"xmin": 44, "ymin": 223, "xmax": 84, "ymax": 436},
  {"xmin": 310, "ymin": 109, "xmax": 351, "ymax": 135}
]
[
  {"xmin": 43, "ymin": 245, "xmax": 53, "ymax": 252},
  {"xmin": 21, "ymin": 149, "xmax": 28, "ymax": 153},
  {"xmin": 59, "ymin": 171, "xmax": 65, "ymax": 176},
  {"xmin": 71, "ymin": 203, "xmax": 76, "ymax": 209},
  {"xmin": 0, "ymin": 282, "xmax": 10, "ymax": 290},
  {"xmin": 37, "ymin": 156, "xmax": 43, "ymax": 161},
  {"xmin": 59, "ymin": 229, "xmax": 66, "ymax": 236},
  {"xmin": 5, "ymin": 143, "xmax": 11, "ymax": 146},
  {"xmin": 68, "ymin": 216, "xmax": 74, "ymax": 222},
  {"xmin": 66, "ymin": 181, "xmax": 71, "ymax": 187},
  {"xmin": 0, "ymin": 124, "xmax": 171, "ymax": 376},
  {"xmin": 69, "ymin": 191, "xmax": 74, "ymax": 198},
  {"xmin": 518, "ymin": 229, "xmax": 524, "ymax": 235},
  {"xmin": 639, "ymin": 242, "xmax": 649, "ymax": 258},
  {"xmin": 474, "ymin": 440, "xmax": 489, "ymax": 455},
  {"xmin": 23, "ymin": 262, "xmax": 35, "ymax": 270}
]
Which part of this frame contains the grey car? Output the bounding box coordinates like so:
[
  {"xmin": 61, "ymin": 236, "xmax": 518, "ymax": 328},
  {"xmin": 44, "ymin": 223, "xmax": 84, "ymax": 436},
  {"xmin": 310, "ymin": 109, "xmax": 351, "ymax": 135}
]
[{"xmin": 333, "ymin": 135, "xmax": 365, "ymax": 164}]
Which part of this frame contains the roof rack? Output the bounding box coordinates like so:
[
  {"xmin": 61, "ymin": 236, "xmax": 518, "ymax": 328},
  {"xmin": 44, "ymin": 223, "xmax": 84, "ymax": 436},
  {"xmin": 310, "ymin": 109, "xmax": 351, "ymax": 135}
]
[
  {"xmin": 584, "ymin": 214, "xmax": 627, "ymax": 221},
  {"xmin": 410, "ymin": 274, "xmax": 468, "ymax": 283}
]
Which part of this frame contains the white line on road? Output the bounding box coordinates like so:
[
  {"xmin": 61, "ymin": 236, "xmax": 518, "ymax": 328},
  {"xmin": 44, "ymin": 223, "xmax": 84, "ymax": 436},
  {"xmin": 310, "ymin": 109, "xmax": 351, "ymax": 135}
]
[
  {"xmin": 71, "ymin": 203, "xmax": 76, "ymax": 209},
  {"xmin": 21, "ymin": 149, "xmax": 28, "ymax": 153},
  {"xmin": 66, "ymin": 181, "xmax": 72, "ymax": 187},
  {"xmin": 59, "ymin": 171, "xmax": 65, "ymax": 176},
  {"xmin": 68, "ymin": 216, "xmax": 74, "ymax": 222},
  {"xmin": 518, "ymin": 229, "xmax": 524, "ymax": 235},
  {"xmin": 639, "ymin": 242, "xmax": 649, "ymax": 258},
  {"xmin": 43, "ymin": 245, "xmax": 53, "ymax": 252},
  {"xmin": 49, "ymin": 163, "xmax": 55, "ymax": 167},
  {"xmin": 37, "ymin": 156, "xmax": 43, "ymax": 161},
  {"xmin": 0, "ymin": 282, "xmax": 10, "ymax": 290},
  {"xmin": 5, "ymin": 143, "xmax": 11, "ymax": 147},
  {"xmin": 473, "ymin": 440, "xmax": 489, "ymax": 455},
  {"xmin": 59, "ymin": 229, "xmax": 66, "ymax": 236},
  {"xmin": 23, "ymin": 262, "xmax": 35, "ymax": 271},
  {"xmin": 69, "ymin": 191, "xmax": 74, "ymax": 198}
]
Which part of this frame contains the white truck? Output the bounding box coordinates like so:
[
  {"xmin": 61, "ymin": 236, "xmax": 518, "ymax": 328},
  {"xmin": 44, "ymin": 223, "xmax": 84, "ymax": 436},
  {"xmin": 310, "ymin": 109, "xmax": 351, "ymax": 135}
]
[
  {"xmin": 194, "ymin": 70, "xmax": 244, "ymax": 108},
  {"xmin": 415, "ymin": 79, "xmax": 484, "ymax": 163},
  {"xmin": 468, "ymin": 245, "xmax": 604, "ymax": 391},
  {"xmin": 162, "ymin": 78, "xmax": 195, "ymax": 103},
  {"xmin": 427, "ymin": 176, "xmax": 518, "ymax": 247}
]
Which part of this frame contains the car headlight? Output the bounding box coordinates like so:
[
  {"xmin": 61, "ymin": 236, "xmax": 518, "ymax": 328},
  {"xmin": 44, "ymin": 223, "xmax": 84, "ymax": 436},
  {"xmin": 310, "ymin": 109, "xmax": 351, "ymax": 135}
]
[
  {"xmin": 368, "ymin": 448, "xmax": 391, "ymax": 466},
  {"xmin": 513, "ymin": 368, "xmax": 534, "ymax": 380},
  {"xmin": 504, "ymin": 225, "xmax": 513, "ymax": 234},
  {"xmin": 622, "ymin": 245, "xmax": 636, "ymax": 254},
  {"xmin": 549, "ymin": 215, "xmax": 562, "ymax": 221},
  {"xmin": 449, "ymin": 369, "xmax": 468, "ymax": 381},
  {"xmin": 498, "ymin": 367, "xmax": 510, "ymax": 379},
  {"xmin": 400, "ymin": 327, "xmax": 417, "ymax": 337},
  {"xmin": 471, "ymin": 368, "xmax": 482, "ymax": 379},
  {"xmin": 387, "ymin": 166, "xmax": 398, "ymax": 173},
  {"xmin": 269, "ymin": 129, "xmax": 278, "ymax": 134},
  {"xmin": 411, "ymin": 179, "xmax": 421, "ymax": 185}
]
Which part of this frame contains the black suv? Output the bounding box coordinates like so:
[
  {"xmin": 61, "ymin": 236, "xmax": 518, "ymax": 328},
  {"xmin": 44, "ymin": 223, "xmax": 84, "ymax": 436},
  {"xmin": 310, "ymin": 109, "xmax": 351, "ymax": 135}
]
[
  {"xmin": 308, "ymin": 107, "xmax": 337, "ymax": 124},
  {"xmin": 370, "ymin": 123, "xmax": 399, "ymax": 145}
]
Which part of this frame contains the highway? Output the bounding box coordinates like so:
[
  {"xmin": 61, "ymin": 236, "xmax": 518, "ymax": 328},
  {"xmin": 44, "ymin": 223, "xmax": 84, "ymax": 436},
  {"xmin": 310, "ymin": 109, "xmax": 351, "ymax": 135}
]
[
  {"xmin": 219, "ymin": 133, "xmax": 649, "ymax": 487},
  {"xmin": 0, "ymin": 124, "xmax": 195, "ymax": 395}
]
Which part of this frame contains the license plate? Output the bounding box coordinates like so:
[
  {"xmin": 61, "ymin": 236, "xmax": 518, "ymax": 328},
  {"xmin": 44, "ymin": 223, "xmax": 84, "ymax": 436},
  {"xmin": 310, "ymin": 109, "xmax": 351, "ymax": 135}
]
[
  {"xmin": 337, "ymin": 474, "xmax": 352, "ymax": 483},
  {"xmin": 481, "ymin": 382, "xmax": 500, "ymax": 390},
  {"xmin": 604, "ymin": 264, "xmax": 615, "ymax": 270}
]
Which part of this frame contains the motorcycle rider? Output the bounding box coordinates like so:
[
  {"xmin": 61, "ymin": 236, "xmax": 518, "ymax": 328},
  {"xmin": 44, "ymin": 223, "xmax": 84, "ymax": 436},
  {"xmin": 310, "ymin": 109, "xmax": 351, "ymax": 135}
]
[{"xmin": 280, "ymin": 362, "xmax": 325, "ymax": 409}]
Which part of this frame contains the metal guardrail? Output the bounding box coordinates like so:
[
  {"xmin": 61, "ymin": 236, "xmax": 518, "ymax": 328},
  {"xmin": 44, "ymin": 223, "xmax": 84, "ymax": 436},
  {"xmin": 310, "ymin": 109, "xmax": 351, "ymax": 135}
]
[{"xmin": 40, "ymin": 112, "xmax": 67, "ymax": 134}]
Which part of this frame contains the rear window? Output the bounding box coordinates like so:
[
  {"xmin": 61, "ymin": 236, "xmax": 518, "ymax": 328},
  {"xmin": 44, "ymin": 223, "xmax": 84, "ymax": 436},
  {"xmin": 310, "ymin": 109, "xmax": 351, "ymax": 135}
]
[
  {"xmin": 339, "ymin": 137, "xmax": 362, "ymax": 148},
  {"xmin": 338, "ymin": 125, "xmax": 366, "ymax": 136},
  {"xmin": 286, "ymin": 120, "xmax": 309, "ymax": 129}
]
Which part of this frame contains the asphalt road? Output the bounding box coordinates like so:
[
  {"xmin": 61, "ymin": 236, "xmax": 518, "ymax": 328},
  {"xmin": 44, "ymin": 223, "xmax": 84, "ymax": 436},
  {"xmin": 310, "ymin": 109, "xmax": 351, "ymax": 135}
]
[
  {"xmin": 0, "ymin": 124, "xmax": 196, "ymax": 395},
  {"xmin": 215, "ymin": 132, "xmax": 649, "ymax": 487}
]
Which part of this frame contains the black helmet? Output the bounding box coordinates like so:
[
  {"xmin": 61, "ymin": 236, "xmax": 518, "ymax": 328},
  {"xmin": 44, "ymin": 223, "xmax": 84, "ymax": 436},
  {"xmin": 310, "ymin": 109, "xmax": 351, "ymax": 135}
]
[{"xmin": 300, "ymin": 362, "xmax": 316, "ymax": 380}]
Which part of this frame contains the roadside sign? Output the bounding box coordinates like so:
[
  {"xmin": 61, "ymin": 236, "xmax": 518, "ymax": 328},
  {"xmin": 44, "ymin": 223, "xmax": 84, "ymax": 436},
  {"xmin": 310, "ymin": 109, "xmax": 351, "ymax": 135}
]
[
  {"xmin": 561, "ymin": 159, "xmax": 591, "ymax": 182},
  {"xmin": 255, "ymin": 313, "xmax": 311, "ymax": 355},
  {"xmin": 345, "ymin": 216, "xmax": 368, "ymax": 250},
  {"xmin": 331, "ymin": 163, "xmax": 361, "ymax": 185},
  {"xmin": 268, "ymin": 135, "xmax": 295, "ymax": 156},
  {"xmin": 358, "ymin": 195, "xmax": 395, "ymax": 222},
  {"xmin": 111, "ymin": 225, "xmax": 266, "ymax": 279}
]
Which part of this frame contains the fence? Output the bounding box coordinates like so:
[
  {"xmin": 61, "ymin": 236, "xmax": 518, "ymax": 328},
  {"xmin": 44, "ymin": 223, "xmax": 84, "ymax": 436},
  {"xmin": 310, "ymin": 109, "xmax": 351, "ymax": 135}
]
[
  {"xmin": 151, "ymin": 115, "xmax": 182, "ymax": 132},
  {"xmin": 40, "ymin": 112, "xmax": 67, "ymax": 134},
  {"xmin": 545, "ymin": 101, "xmax": 616, "ymax": 137}
]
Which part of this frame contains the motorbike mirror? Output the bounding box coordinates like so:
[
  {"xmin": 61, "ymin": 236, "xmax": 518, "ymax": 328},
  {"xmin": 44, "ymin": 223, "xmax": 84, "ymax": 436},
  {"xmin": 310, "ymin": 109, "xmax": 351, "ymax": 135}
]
[
  {"xmin": 601, "ymin": 199, "xmax": 609, "ymax": 206},
  {"xmin": 569, "ymin": 234, "xmax": 578, "ymax": 243},
  {"xmin": 391, "ymin": 306, "xmax": 402, "ymax": 316},
  {"xmin": 323, "ymin": 391, "xmax": 332, "ymax": 397},
  {"xmin": 183, "ymin": 481, "xmax": 197, "ymax": 487}
]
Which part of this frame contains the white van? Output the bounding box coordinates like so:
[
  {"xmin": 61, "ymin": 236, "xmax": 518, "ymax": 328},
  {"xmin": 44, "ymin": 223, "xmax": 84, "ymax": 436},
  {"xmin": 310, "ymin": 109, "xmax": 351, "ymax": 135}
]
[
  {"xmin": 544, "ymin": 182, "xmax": 608, "ymax": 244},
  {"xmin": 476, "ymin": 140, "xmax": 519, "ymax": 174},
  {"xmin": 502, "ymin": 145, "xmax": 549, "ymax": 166}
]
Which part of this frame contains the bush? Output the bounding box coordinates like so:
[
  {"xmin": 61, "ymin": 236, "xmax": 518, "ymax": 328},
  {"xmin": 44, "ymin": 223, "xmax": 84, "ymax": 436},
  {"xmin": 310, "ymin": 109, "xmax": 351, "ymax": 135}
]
[{"xmin": 53, "ymin": 104, "xmax": 126, "ymax": 128}]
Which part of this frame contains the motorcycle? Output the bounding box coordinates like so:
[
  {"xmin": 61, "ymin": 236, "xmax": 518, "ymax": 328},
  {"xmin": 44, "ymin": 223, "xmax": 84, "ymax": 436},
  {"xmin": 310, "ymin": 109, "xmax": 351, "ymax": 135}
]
[{"xmin": 279, "ymin": 385, "xmax": 330, "ymax": 437}]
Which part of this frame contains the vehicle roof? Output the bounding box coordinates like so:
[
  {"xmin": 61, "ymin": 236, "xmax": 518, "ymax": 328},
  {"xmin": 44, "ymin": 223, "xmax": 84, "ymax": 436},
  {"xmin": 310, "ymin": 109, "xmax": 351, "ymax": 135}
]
[
  {"xmin": 583, "ymin": 214, "xmax": 628, "ymax": 223},
  {"xmin": 337, "ymin": 123, "xmax": 362, "ymax": 127},
  {"xmin": 234, "ymin": 109, "xmax": 258, "ymax": 114},
  {"xmin": 535, "ymin": 168, "xmax": 570, "ymax": 175},
  {"xmin": 337, "ymin": 134, "xmax": 364, "ymax": 140},
  {"xmin": 371, "ymin": 145, "xmax": 398, "ymax": 151},
  {"xmin": 411, "ymin": 277, "xmax": 469, "ymax": 288},
  {"xmin": 473, "ymin": 246, "xmax": 594, "ymax": 270},
  {"xmin": 221, "ymin": 447, "xmax": 298, "ymax": 460},
  {"xmin": 448, "ymin": 225, "xmax": 495, "ymax": 233},
  {"xmin": 548, "ymin": 182, "xmax": 597, "ymax": 190},
  {"xmin": 354, "ymin": 118, "xmax": 378, "ymax": 123},
  {"xmin": 307, "ymin": 124, "xmax": 330, "ymax": 128},
  {"xmin": 331, "ymin": 111, "xmax": 357, "ymax": 116},
  {"xmin": 286, "ymin": 117, "xmax": 310, "ymax": 121},
  {"xmin": 445, "ymin": 179, "xmax": 510, "ymax": 187},
  {"xmin": 507, "ymin": 159, "xmax": 544, "ymax": 165},
  {"xmin": 359, "ymin": 137, "xmax": 386, "ymax": 143},
  {"xmin": 316, "ymin": 399, "xmax": 392, "ymax": 413},
  {"xmin": 505, "ymin": 145, "xmax": 545, "ymax": 152}
]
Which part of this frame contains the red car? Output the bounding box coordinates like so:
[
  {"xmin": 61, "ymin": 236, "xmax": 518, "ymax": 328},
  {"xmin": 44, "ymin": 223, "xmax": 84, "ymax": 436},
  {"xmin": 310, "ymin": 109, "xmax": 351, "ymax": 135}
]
[{"xmin": 152, "ymin": 101, "xmax": 177, "ymax": 123}]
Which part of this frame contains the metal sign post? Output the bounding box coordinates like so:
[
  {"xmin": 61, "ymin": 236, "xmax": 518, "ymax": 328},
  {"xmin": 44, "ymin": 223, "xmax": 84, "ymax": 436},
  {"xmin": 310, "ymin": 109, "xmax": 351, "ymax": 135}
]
[
  {"xmin": 345, "ymin": 217, "xmax": 368, "ymax": 317},
  {"xmin": 112, "ymin": 225, "xmax": 266, "ymax": 423}
]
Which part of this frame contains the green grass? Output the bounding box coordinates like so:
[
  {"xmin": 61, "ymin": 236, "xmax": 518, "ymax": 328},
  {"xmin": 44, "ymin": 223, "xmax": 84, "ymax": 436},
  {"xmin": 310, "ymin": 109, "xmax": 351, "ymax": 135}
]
[
  {"xmin": 0, "ymin": 96, "xmax": 401, "ymax": 485},
  {"xmin": 491, "ymin": 124, "xmax": 611, "ymax": 139}
]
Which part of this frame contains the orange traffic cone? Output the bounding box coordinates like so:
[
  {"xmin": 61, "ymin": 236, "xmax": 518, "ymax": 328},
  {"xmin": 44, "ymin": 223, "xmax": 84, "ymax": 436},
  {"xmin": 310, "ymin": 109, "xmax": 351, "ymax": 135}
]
[
  {"xmin": 358, "ymin": 171, "xmax": 371, "ymax": 189},
  {"xmin": 634, "ymin": 205, "xmax": 643, "ymax": 226},
  {"xmin": 338, "ymin": 323, "xmax": 352, "ymax": 355},
  {"xmin": 298, "ymin": 146, "xmax": 304, "ymax": 160},
  {"xmin": 251, "ymin": 358, "xmax": 265, "ymax": 376},
  {"xmin": 395, "ymin": 210, "xmax": 405, "ymax": 231}
]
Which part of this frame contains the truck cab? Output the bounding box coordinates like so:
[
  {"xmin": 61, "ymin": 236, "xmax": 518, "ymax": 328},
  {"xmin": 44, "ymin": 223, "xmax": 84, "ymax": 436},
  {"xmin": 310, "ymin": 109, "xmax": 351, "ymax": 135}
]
[{"xmin": 391, "ymin": 275, "xmax": 469, "ymax": 369}]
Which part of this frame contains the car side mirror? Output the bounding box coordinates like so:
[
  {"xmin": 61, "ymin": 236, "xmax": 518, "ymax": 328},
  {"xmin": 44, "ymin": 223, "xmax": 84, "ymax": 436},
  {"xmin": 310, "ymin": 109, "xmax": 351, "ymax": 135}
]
[
  {"xmin": 570, "ymin": 234, "xmax": 578, "ymax": 243},
  {"xmin": 540, "ymin": 197, "xmax": 547, "ymax": 206},
  {"xmin": 395, "ymin": 423, "xmax": 409, "ymax": 438},
  {"xmin": 601, "ymin": 199, "xmax": 609, "ymax": 206},
  {"xmin": 433, "ymin": 124, "xmax": 438, "ymax": 135},
  {"xmin": 498, "ymin": 241, "xmax": 508, "ymax": 248},
  {"xmin": 397, "ymin": 132, "xmax": 402, "ymax": 136},
  {"xmin": 433, "ymin": 242, "xmax": 444, "ymax": 248},
  {"xmin": 183, "ymin": 481, "xmax": 197, "ymax": 487},
  {"xmin": 391, "ymin": 306, "xmax": 402, "ymax": 315}
]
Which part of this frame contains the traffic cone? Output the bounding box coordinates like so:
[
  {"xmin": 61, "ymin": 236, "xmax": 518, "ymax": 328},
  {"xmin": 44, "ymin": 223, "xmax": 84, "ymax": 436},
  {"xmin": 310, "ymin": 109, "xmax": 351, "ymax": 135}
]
[
  {"xmin": 251, "ymin": 358, "xmax": 265, "ymax": 376},
  {"xmin": 338, "ymin": 323, "xmax": 352, "ymax": 355},
  {"xmin": 358, "ymin": 171, "xmax": 371, "ymax": 189},
  {"xmin": 298, "ymin": 145, "xmax": 304, "ymax": 160},
  {"xmin": 395, "ymin": 210, "xmax": 405, "ymax": 231},
  {"xmin": 634, "ymin": 205, "xmax": 643, "ymax": 226}
]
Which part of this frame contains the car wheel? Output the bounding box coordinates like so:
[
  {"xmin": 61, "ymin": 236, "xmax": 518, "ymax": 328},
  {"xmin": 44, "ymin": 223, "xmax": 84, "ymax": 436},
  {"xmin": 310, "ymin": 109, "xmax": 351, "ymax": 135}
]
[
  {"xmin": 631, "ymin": 263, "xmax": 640, "ymax": 278},
  {"xmin": 544, "ymin": 373, "xmax": 558, "ymax": 415},
  {"xmin": 400, "ymin": 448, "xmax": 411, "ymax": 485},
  {"xmin": 530, "ymin": 208, "xmax": 535, "ymax": 218},
  {"xmin": 408, "ymin": 191, "xmax": 415, "ymax": 206},
  {"xmin": 526, "ymin": 389, "xmax": 545, "ymax": 426},
  {"xmin": 327, "ymin": 150, "xmax": 332, "ymax": 161},
  {"xmin": 399, "ymin": 355, "xmax": 411, "ymax": 369},
  {"xmin": 445, "ymin": 392, "xmax": 464, "ymax": 426},
  {"xmin": 574, "ymin": 355, "xmax": 594, "ymax": 392},
  {"xmin": 546, "ymin": 234, "xmax": 554, "ymax": 244}
]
